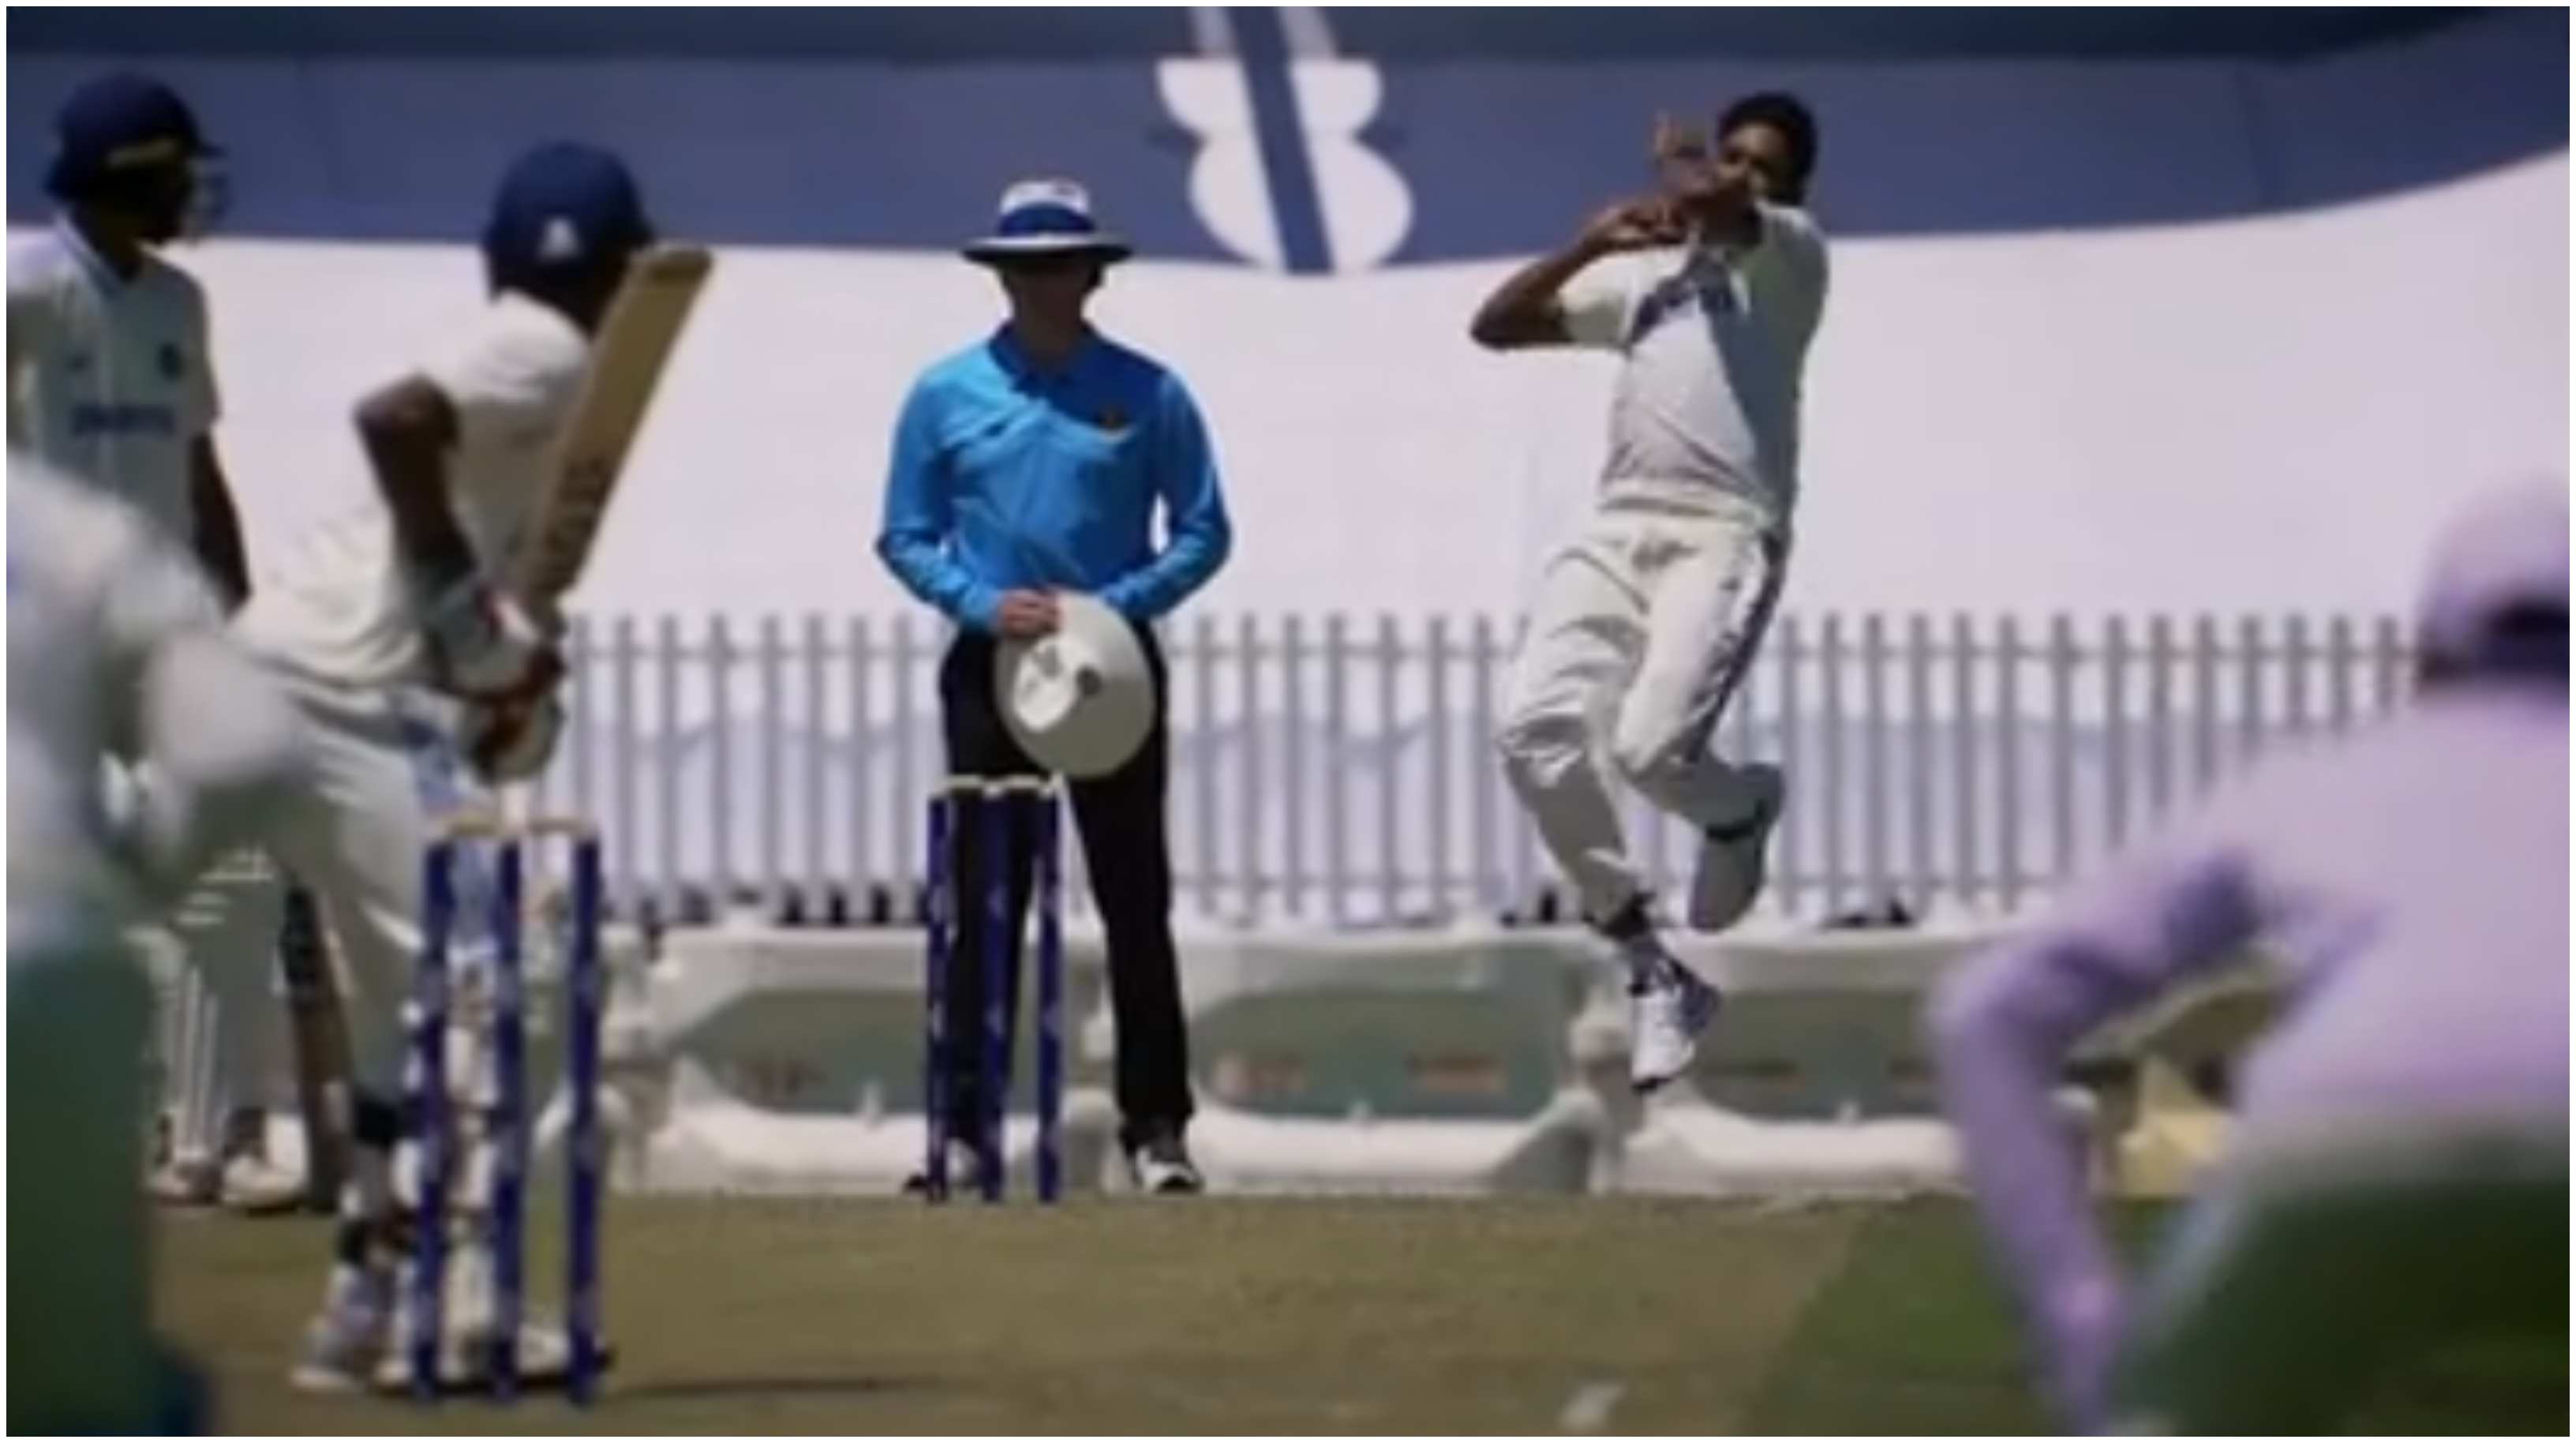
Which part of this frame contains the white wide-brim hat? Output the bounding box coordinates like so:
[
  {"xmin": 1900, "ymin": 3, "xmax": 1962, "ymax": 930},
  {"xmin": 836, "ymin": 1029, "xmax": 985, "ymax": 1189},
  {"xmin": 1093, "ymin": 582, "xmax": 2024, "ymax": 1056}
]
[
  {"xmin": 996, "ymin": 592, "xmax": 1157, "ymax": 778},
  {"xmin": 962, "ymin": 177, "xmax": 1133, "ymax": 265}
]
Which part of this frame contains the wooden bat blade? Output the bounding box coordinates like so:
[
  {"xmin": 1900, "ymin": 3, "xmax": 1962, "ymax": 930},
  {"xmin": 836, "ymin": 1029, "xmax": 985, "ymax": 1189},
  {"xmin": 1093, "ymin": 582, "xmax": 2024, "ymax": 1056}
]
[{"xmin": 508, "ymin": 243, "xmax": 713, "ymax": 609}]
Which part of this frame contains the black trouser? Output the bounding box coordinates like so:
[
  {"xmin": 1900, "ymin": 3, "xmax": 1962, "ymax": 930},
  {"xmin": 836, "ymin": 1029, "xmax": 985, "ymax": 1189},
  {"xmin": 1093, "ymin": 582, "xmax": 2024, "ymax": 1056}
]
[{"xmin": 936, "ymin": 628, "xmax": 1193, "ymax": 1149}]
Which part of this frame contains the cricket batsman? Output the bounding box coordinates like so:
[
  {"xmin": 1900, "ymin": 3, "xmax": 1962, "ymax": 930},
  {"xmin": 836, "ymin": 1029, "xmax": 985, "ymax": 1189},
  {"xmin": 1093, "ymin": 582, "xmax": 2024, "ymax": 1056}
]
[
  {"xmin": 9, "ymin": 454, "xmax": 306, "ymax": 1432},
  {"xmin": 219, "ymin": 141, "xmax": 660, "ymax": 1392},
  {"xmin": 1471, "ymin": 94, "xmax": 1828, "ymax": 1089},
  {"xmin": 1933, "ymin": 483, "xmax": 2569, "ymax": 1432}
]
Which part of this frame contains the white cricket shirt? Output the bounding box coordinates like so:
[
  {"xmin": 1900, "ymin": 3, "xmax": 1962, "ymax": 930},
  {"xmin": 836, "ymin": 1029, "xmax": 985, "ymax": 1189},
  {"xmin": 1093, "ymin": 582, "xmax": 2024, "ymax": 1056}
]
[
  {"xmin": 6, "ymin": 221, "xmax": 220, "ymax": 546},
  {"xmin": 234, "ymin": 290, "xmax": 589, "ymax": 688},
  {"xmin": 1557, "ymin": 204, "xmax": 1829, "ymax": 527}
]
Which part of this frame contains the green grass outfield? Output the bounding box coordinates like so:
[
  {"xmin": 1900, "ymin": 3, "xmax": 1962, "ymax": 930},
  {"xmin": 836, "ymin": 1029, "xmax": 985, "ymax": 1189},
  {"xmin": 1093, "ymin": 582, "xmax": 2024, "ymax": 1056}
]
[{"xmin": 158, "ymin": 1195, "xmax": 2564, "ymax": 1434}]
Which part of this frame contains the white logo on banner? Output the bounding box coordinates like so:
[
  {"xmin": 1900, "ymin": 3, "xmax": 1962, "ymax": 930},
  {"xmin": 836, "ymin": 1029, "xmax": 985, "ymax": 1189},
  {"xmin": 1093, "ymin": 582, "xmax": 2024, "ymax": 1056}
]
[{"xmin": 1157, "ymin": 58, "xmax": 1413, "ymax": 273}]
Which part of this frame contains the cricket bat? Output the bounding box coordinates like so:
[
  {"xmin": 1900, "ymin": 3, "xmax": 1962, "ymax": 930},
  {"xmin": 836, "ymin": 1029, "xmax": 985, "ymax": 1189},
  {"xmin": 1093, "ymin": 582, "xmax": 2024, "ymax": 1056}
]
[
  {"xmin": 505, "ymin": 242, "xmax": 713, "ymax": 618},
  {"xmin": 276, "ymin": 879, "xmax": 353, "ymax": 1212}
]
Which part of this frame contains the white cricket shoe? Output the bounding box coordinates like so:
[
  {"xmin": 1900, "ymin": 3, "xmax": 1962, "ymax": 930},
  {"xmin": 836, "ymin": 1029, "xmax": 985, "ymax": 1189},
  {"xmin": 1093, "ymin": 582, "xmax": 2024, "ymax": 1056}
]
[
  {"xmin": 148, "ymin": 1154, "xmax": 220, "ymax": 1207},
  {"xmin": 220, "ymin": 1153, "xmax": 308, "ymax": 1215},
  {"xmin": 158, "ymin": 1110, "xmax": 309, "ymax": 1213},
  {"xmin": 371, "ymin": 1315, "xmax": 603, "ymax": 1394},
  {"xmin": 288, "ymin": 1277, "xmax": 390, "ymax": 1394},
  {"xmin": 1125, "ymin": 1131, "xmax": 1205, "ymax": 1194},
  {"xmin": 1628, "ymin": 959, "xmax": 1722, "ymax": 1093},
  {"xmin": 1688, "ymin": 765, "xmax": 1785, "ymax": 932}
]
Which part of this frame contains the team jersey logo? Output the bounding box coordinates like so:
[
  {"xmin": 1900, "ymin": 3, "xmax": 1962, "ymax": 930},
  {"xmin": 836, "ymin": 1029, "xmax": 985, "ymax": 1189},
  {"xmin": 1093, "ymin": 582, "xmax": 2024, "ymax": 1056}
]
[
  {"xmin": 1626, "ymin": 268, "xmax": 1740, "ymax": 347},
  {"xmin": 157, "ymin": 342, "xmax": 185, "ymax": 380}
]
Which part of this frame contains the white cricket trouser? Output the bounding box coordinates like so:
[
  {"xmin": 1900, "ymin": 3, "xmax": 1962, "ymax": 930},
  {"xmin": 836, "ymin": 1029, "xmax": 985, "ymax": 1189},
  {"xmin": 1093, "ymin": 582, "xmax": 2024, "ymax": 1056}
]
[
  {"xmin": 11, "ymin": 933, "xmax": 159, "ymax": 1431},
  {"xmin": 2106, "ymin": 1111, "xmax": 2567, "ymax": 1434},
  {"xmin": 144, "ymin": 849, "xmax": 289, "ymax": 1164},
  {"xmin": 207, "ymin": 669, "xmax": 496, "ymax": 1094},
  {"xmin": 1496, "ymin": 488, "xmax": 1786, "ymax": 924}
]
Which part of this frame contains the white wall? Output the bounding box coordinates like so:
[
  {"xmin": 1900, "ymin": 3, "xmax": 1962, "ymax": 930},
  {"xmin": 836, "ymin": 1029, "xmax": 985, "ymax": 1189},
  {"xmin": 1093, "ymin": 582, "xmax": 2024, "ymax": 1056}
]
[{"xmin": 92, "ymin": 150, "xmax": 2565, "ymax": 626}]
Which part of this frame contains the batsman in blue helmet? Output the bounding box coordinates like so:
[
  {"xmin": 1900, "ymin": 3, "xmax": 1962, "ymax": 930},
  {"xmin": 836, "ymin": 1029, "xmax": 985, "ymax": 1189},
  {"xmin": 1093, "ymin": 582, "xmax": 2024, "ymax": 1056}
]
[
  {"xmin": 477, "ymin": 140, "xmax": 658, "ymax": 332},
  {"xmin": 218, "ymin": 141, "xmax": 656, "ymax": 1396}
]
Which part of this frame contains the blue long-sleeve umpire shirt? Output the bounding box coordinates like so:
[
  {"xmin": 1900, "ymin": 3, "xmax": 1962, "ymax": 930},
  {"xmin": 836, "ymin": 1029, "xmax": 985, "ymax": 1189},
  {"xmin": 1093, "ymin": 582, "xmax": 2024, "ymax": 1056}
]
[{"xmin": 875, "ymin": 326, "xmax": 1233, "ymax": 632}]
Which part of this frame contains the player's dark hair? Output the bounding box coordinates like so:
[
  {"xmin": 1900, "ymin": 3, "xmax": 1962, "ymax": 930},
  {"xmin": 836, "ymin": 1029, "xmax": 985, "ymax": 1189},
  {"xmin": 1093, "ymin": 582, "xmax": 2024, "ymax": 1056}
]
[{"xmin": 1718, "ymin": 92, "xmax": 1819, "ymax": 204}]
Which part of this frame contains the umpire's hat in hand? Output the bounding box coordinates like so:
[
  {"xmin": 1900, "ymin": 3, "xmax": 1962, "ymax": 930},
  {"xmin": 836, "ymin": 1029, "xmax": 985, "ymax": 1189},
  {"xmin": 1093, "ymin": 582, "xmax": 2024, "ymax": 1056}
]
[{"xmin": 996, "ymin": 593, "xmax": 1156, "ymax": 779}]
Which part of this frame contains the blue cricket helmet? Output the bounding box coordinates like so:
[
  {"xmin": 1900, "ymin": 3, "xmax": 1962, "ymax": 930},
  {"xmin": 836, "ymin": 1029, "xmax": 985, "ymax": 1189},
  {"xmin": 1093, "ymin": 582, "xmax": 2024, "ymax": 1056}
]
[
  {"xmin": 480, "ymin": 141, "xmax": 655, "ymax": 292},
  {"xmin": 47, "ymin": 72, "xmax": 218, "ymax": 202}
]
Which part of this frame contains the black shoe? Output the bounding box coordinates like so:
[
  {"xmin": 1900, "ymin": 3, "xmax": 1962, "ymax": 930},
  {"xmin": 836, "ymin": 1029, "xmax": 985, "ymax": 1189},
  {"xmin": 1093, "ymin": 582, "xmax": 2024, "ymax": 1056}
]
[{"xmin": 1124, "ymin": 1131, "xmax": 1204, "ymax": 1195}]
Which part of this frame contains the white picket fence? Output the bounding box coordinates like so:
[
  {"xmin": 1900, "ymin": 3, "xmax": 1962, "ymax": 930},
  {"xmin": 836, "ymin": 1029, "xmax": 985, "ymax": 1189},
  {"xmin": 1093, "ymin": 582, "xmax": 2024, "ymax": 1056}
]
[{"xmin": 519, "ymin": 609, "xmax": 2413, "ymax": 929}]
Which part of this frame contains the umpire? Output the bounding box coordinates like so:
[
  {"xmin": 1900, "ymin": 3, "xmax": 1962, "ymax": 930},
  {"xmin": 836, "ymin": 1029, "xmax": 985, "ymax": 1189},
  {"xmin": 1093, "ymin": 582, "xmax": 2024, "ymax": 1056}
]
[{"xmin": 876, "ymin": 178, "xmax": 1232, "ymax": 1194}]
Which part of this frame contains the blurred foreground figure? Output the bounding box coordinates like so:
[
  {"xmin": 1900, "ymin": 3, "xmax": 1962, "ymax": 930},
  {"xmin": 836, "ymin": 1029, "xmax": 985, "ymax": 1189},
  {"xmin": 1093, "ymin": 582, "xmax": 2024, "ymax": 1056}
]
[
  {"xmin": 8, "ymin": 455, "xmax": 305, "ymax": 1432},
  {"xmin": 9, "ymin": 69, "xmax": 308, "ymax": 1214},
  {"xmin": 1933, "ymin": 482, "xmax": 2569, "ymax": 1433}
]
